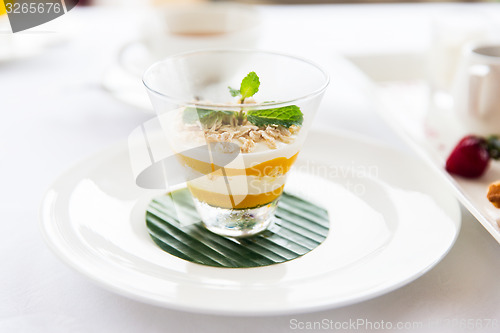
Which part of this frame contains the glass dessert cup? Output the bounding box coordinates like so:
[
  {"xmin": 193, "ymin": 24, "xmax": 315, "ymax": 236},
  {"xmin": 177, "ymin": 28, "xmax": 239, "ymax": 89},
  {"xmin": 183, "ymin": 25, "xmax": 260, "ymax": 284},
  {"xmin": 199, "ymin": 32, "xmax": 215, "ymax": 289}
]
[{"xmin": 143, "ymin": 49, "xmax": 329, "ymax": 237}]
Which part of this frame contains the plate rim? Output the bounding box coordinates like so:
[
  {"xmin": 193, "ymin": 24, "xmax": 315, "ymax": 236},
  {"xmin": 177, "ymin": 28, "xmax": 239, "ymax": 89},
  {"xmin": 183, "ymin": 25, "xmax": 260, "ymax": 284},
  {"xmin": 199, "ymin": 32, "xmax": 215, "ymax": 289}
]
[{"xmin": 39, "ymin": 128, "xmax": 461, "ymax": 316}]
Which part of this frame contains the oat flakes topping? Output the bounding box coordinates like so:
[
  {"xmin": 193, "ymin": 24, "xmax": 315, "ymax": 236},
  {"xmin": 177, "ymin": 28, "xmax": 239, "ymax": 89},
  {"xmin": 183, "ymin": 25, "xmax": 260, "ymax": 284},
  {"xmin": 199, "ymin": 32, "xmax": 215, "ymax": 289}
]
[{"xmin": 200, "ymin": 119, "xmax": 297, "ymax": 153}]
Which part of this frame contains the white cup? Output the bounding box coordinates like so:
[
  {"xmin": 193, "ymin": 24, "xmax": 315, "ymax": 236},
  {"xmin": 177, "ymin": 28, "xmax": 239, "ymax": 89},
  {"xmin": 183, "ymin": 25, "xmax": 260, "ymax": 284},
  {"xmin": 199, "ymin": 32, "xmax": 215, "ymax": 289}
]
[
  {"xmin": 453, "ymin": 43, "xmax": 500, "ymax": 135},
  {"xmin": 429, "ymin": 12, "xmax": 493, "ymax": 95},
  {"xmin": 119, "ymin": 3, "xmax": 261, "ymax": 76}
]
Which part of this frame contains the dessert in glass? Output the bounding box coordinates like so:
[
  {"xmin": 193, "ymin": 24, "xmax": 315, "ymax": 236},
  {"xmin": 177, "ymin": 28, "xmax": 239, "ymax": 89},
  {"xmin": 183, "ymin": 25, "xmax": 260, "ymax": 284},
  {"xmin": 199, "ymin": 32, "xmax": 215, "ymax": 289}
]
[{"xmin": 143, "ymin": 49, "xmax": 329, "ymax": 237}]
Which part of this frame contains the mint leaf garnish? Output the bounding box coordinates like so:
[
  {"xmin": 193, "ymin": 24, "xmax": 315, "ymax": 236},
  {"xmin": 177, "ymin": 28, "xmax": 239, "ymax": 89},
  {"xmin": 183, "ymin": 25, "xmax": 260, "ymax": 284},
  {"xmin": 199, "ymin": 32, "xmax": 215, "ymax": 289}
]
[
  {"xmin": 184, "ymin": 72, "xmax": 302, "ymax": 130},
  {"xmin": 182, "ymin": 107, "xmax": 214, "ymax": 124},
  {"xmin": 183, "ymin": 107, "xmax": 236, "ymax": 127},
  {"xmin": 247, "ymin": 105, "xmax": 303, "ymax": 128},
  {"xmin": 240, "ymin": 72, "xmax": 260, "ymax": 99},
  {"xmin": 203, "ymin": 111, "xmax": 237, "ymax": 128},
  {"xmin": 228, "ymin": 86, "xmax": 240, "ymax": 97}
]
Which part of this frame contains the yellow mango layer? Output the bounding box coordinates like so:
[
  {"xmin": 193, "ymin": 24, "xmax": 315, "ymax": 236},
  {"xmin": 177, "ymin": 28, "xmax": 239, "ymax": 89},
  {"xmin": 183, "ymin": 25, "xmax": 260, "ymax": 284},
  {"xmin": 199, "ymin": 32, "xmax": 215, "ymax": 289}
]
[
  {"xmin": 188, "ymin": 184, "xmax": 285, "ymax": 209},
  {"xmin": 177, "ymin": 152, "xmax": 299, "ymax": 177}
]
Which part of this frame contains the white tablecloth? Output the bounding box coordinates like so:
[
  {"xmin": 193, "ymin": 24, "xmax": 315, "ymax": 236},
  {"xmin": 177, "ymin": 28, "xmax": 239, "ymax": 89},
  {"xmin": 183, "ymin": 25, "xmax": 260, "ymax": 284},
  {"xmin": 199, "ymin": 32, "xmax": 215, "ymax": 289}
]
[{"xmin": 1, "ymin": 4, "xmax": 499, "ymax": 332}]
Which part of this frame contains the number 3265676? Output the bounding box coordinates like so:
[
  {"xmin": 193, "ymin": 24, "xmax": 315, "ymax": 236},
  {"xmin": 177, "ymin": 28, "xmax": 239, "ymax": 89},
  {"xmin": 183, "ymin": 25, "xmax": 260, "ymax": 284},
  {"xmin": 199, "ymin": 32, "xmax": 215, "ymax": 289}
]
[{"xmin": 5, "ymin": 2, "xmax": 62, "ymax": 14}]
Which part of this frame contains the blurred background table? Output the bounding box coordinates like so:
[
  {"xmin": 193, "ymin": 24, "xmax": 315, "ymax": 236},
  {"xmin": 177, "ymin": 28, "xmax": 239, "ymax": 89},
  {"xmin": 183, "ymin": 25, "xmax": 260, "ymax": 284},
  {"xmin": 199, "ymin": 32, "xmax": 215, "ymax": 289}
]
[{"xmin": 1, "ymin": 2, "xmax": 499, "ymax": 332}]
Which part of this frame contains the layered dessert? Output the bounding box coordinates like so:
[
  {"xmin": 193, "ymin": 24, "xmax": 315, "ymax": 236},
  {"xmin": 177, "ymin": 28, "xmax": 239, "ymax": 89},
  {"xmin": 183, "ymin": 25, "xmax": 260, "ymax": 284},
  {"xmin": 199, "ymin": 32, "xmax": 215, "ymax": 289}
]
[
  {"xmin": 178, "ymin": 118, "xmax": 301, "ymax": 210},
  {"xmin": 168, "ymin": 72, "xmax": 304, "ymax": 232},
  {"xmin": 142, "ymin": 49, "xmax": 329, "ymax": 237}
]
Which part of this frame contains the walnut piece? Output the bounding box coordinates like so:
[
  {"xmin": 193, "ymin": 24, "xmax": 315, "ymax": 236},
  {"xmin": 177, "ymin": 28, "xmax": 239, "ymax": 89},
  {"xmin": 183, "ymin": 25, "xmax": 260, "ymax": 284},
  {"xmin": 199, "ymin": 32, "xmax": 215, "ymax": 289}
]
[
  {"xmin": 487, "ymin": 181, "xmax": 500, "ymax": 208},
  {"xmin": 239, "ymin": 137, "xmax": 256, "ymax": 153}
]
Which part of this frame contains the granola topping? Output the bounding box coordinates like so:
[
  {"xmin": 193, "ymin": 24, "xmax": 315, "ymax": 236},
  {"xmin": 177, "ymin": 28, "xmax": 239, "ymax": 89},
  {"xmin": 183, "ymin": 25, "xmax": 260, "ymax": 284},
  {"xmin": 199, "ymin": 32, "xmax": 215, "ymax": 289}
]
[
  {"xmin": 202, "ymin": 119, "xmax": 300, "ymax": 153},
  {"xmin": 180, "ymin": 111, "xmax": 300, "ymax": 153}
]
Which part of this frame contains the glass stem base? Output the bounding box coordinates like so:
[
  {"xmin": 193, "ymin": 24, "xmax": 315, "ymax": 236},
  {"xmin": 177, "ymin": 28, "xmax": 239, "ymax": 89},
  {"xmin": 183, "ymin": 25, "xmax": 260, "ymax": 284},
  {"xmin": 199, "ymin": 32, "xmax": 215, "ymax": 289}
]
[{"xmin": 193, "ymin": 198, "xmax": 278, "ymax": 238}]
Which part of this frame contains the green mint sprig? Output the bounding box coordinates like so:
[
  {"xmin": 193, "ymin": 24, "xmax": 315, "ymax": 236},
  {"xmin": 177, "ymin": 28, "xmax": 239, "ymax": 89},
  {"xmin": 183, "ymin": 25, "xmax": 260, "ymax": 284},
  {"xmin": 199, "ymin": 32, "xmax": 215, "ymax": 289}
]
[
  {"xmin": 247, "ymin": 105, "xmax": 303, "ymax": 128},
  {"xmin": 228, "ymin": 87, "xmax": 241, "ymax": 97},
  {"xmin": 184, "ymin": 72, "xmax": 303, "ymax": 129},
  {"xmin": 182, "ymin": 107, "xmax": 213, "ymax": 124},
  {"xmin": 183, "ymin": 107, "xmax": 236, "ymax": 127},
  {"xmin": 228, "ymin": 71, "xmax": 260, "ymax": 100}
]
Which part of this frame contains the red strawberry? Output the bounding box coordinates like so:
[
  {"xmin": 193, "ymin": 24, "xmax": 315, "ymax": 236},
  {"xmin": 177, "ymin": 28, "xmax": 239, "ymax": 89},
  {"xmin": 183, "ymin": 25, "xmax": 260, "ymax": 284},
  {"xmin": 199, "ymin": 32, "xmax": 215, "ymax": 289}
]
[{"xmin": 446, "ymin": 135, "xmax": 500, "ymax": 178}]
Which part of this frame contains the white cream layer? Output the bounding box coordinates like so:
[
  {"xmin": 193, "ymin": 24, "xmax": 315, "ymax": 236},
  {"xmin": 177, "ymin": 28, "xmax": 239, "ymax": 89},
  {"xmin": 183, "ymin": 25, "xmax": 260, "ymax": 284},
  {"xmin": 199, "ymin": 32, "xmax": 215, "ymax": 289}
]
[{"xmin": 188, "ymin": 174, "xmax": 287, "ymax": 196}]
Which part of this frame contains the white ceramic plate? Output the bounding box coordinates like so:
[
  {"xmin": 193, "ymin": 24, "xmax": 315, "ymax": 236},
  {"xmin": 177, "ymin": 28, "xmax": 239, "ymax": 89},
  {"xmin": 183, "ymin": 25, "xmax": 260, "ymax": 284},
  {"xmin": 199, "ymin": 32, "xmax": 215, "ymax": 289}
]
[
  {"xmin": 376, "ymin": 82, "xmax": 500, "ymax": 244},
  {"xmin": 40, "ymin": 130, "xmax": 460, "ymax": 315}
]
